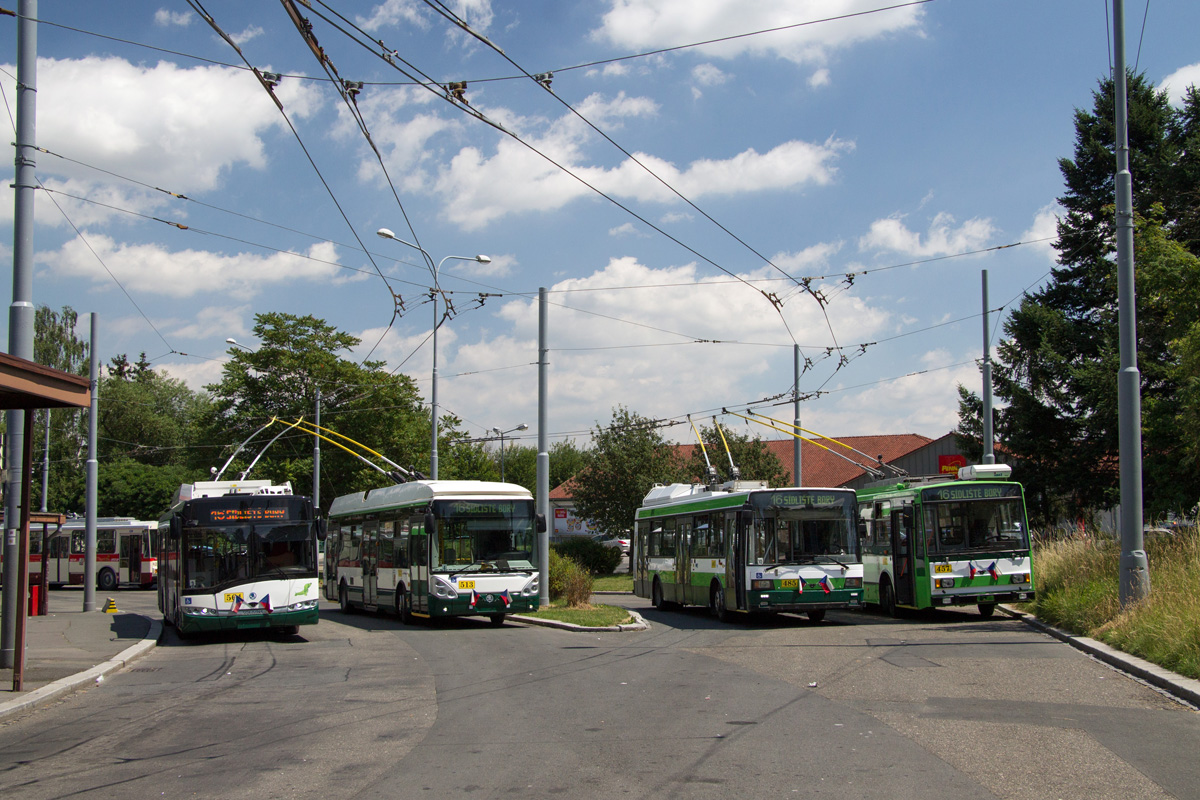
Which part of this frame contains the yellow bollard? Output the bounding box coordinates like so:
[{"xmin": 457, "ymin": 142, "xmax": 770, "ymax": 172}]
[{"xmin": 102, "ymin": 597, "xmax": 119, "ymax": 613}]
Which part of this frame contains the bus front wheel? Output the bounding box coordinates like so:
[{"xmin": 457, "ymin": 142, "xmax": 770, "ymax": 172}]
[
  {"xmin": 977, "ymin": 603, "xmax": 996, "ymax": 618},
  {"xmin": 397, "ymin": 587, "xmax": 414, "ymax": 624},
  {"xmin": 652, "ymin": 579, "xmax": 665, "ymax": 611},
  {"xmin": 710, "ymin": 583, "xmax": 731, "ymax": 623},
  {"xmin": 880, "ymin": 580, "xmax": 897, "ymax": 618},
  {"xmin": 339, "ymin": 583, "xmax": 354, "ymax": 615},
  {"xmin": 807, "ymin": 609, "xmax": 826, "ymax": 623},
  {"xmin": 489, "ymin": 613, "xmax": 505, "ymax": 626}
]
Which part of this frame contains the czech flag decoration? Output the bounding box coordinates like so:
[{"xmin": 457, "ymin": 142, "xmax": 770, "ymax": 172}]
[
  {"xmin": 986, "ymin": 562, "xmax": 1000, "ymax": 581},
  {"xmin": 818, "ymin": 575, "xmax": 833, "ymax": 594},
  {"xmin": 469, "ymin": 590, "xmax": 479, "ymax": 609},
  {"xmin": 969, "ymin": 563, "xmax": 978, "ymax": 579},
  {"xmin": 499, "ymin": 590, "xmax": 512, "ymax": 607},
  {"xmin": 231, "ymin": 594, "xmax": 244, "ymax": 613},
  {"xmin": 259, "ymin": 594, "xmax": 272, "ymax": 613}
]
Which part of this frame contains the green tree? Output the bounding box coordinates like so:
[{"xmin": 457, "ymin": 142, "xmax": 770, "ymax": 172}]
[
  {"xmin": 961, "ymin": 73, "xmax": 1200, "ymax": 525},
  {"xmin": 100, "ymin": 353, "xmax": 211, "ymax": 469},
  {"xmin": 30, "ymin": 306, "xmax": 89, "ymax": 512},
  {"xmin": 96, "ymin": 459, "xmax": 194, "ymax": 519},
  {"xmin": 549, "ymin": 439, "xmax": 588, "ymax": 490},
  {"xmin": 683, "ymin": 422, "xmax": 789, "ymax": 487},
  {"xmin": 201, "ymin": 312, "xmax": 435, "ymax": 510},
  {"xmin": 571, "ymin": 407, "xmax": 684, "ymax": 536}
]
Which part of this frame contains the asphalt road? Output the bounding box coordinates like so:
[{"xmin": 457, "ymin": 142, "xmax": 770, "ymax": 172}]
[{"xmin": 1, "ymin": 589, "xmax": 1197, "ymax": 799}]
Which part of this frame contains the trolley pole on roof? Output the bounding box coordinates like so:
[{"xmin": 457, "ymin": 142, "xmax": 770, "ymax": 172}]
[
  {"xmin": 981, "ymin": 271, "xmax": 995, "ymax": 465},
  {"xmin": 1112, "ymin": 0, "xmax": 1149, "ymax": 605},
  {"xmin": 793, "ymin": 345, "xmax": 802, "ymax": 486}
]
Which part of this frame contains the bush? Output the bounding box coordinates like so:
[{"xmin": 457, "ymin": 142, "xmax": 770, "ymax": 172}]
[
  {"xmin": 548, "ymin": 549, "xmax": 593, "ymax": 607},
  {"xmin": 552, "ymin": 536, "xmax": 623, "ymax": 575}
]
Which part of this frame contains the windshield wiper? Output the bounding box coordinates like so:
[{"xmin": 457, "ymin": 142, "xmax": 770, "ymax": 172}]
[{"xmin": 812, "ymin": 554, "xmax": 850, "ymax": 568}]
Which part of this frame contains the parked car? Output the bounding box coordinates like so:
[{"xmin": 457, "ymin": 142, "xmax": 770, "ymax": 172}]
[{"xmin": 593, "ymin": 532, "xmax": 630, "ymax": 554}]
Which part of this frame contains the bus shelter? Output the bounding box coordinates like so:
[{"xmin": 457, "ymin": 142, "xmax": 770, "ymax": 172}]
[{"xmin": 0, "ymin": 351, "xmax": 91, "ymax": 690}]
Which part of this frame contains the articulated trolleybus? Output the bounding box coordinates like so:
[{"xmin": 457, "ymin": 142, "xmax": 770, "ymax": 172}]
[
  {"xmin": 856, "ymin": 463, "xmax": 1035, "ymax": 618},
  {"xmin": 326, "ymin": 481, "xmax": 544, "ymax": 625},
  {"xmin": 158, "ymin": 480, "xmax": 322, "ymax": 637},
  {"xmin": 634, "ymin": 481, "xmax": 863, "ymax": 623}
]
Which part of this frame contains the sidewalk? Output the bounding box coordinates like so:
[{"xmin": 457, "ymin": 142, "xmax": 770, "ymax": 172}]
[{"xmin": 0, "ymin": 590, "xmax": 160, "ymax": 720}]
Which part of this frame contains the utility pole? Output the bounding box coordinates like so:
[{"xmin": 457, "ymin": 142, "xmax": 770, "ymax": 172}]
[
  {"xmin": 1112, "ymin": 0, "xmax": 1149, "ymax": 605},
  {"xmin": 793, "ymin": 345, "xmax": 802, "ymax": 486},
  {"xmin": 3, "ymin": 0, "xmax": 39, "ymax": 669},
  {"xmin": 536, "ymin": 288, "xmax": 550, "ymax": 608},
  {"xmin": 981, "ymin": 271, "xmax": 995, "ymax": 464},
  {"xmin": 84, "ymin": 314, "xmax": 98, "ymax": 611}
]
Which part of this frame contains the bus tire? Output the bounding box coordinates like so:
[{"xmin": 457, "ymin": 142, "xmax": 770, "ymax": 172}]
[
  {"xmin": 880, "ymin": 579, "xmax": 897, "ymax": 618},
  {"xmin": 652, "ymin": 578, "xmax": 665, "ymax": 611},
  {"xmin": 807, "ymin": 609, "xmax": 826, "ymax": 623},
  {"xmin": 710, "ymin": 583, "xmax": 730, "ymax": 623},
  {"xmin": 98, "ymin": 568, "xmax": 118, "ymax": 592},
  {"xmin": 489, "ymin": 613, "xmax": 505, "ymax": 626},
  {"xmin": 397, "ymin": 586, "xmax": 414, "ymax": 624},
  {"xmin": 339, "ymin": 583, "xmax": 354, "ymax": 615},
  {"xmin": 977, "ymin": 602, "xmax": 996, "ymax": 618}
]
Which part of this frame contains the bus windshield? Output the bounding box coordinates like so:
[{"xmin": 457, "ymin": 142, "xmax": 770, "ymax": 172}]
[
  {"xmin": 923, "ymin": 499, "xmax": 1029, "ymax": 553},
  {"xmin": 183, "ymin": 522, "xmax": 316, "ymax": 591},
  {"xmin": 750, "ymin": 491, "xmax": 858, "ymax": 565},
  {"xmin": 431, "ymin": 499, "xmax": 538, "ymax": 572}
]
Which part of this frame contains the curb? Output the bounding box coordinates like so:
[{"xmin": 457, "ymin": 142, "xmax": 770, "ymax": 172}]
[
  {"xmin": 510, "ymin": 608, "xmax": 648, "ymax": 633},
  {"xmin": 1000, "ymin": 605, "xmax": 1200, "ymax": 708},
  {"xmin": 0, "ymin": 616, "xmax": 162, "ymax": 721}
]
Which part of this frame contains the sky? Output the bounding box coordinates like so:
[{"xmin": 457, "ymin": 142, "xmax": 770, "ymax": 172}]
[{"xmin": 3, "ymin": 0, "xmax": 1200, "ymax": 460}]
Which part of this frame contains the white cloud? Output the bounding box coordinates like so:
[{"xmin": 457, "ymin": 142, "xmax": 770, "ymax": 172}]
[
  {"xmin": 154, "ymin": 9, "xmax": 192, "ymax": 27},
  {"xmin": 608, "ymin": 222, "xmax": 641, "ymax": 237},
  {"xmin": 858, "ymin": 212, "xmax": 996, "ymax": 257},
  {"xmin": 40, "ymin": 236, "xmax": 361, "ymax": 300},
  {"xmin": 1161, "ymin": 63, "xmax": 1200, "ymax": 106},
  {"xmin": 660, "ymin": 211, "xmax": 694, "ymax": 224},
  {"xmin": 692, "ymin": 63, "xmax": 730, "ymax": 87},
  {"xmin": 808, "ymin": 68, "xmax": 831, "ymax": 88},
  {"xmin": 1022, "ymin": 204, "xmax": 1061, "ymax": 265},
  {"xmin": 593, "ymin": 0, "xmax": 924, "ymax": 69},
  {"xmin": 357, "ymin": 0, "xmax": 493, "ymax": 34},
  {"xmin": 23, "ymin": 57, "xmax": 322, "ymax": 194},
  {"xmin": 231, "ymin": 25, "xmax": 265, "ymax": 46}
]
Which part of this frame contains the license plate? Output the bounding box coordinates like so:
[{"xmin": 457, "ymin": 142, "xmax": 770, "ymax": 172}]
[
  {"xmin": 934, "ymin": 564, "xmax": 953, "ymax": 574},
  {"xmin": 780, "ymin": 579, "xmax": 799, "ymax": 588},
  {"xmin": 224, "ymin": 592, "xmax": 243, "ymax": 602},
  {"xmin": 457, "ymin": 580, "xmax": 476, "ymax": 589}
]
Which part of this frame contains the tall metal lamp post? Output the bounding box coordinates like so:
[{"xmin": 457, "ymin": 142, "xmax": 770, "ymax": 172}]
[
  {"xmin": 492, "ymin": 423, "xmax": 528, "ymax": 482},
  {"xmin": 376, "ymin": 228, "xmax": 490, "ymax": 479}
]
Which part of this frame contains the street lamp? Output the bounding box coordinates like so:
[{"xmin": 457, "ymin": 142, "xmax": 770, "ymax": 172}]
[
  {"xmin": 492, "ymin": 423, "xmax": 528, "ymax": 483},
  {"xmin": 376, "ymin": 227, "xmax": 491, "ymax": 480},
  {"xmin": 226, "ymin": 337, "xmax": 255, "ymax": 352}
]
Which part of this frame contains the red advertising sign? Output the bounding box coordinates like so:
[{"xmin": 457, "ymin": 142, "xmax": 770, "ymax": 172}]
[
  {"xmin": 555, "ymin": 509, "xmax": 568, "ymax": 518},
  {"xmin": 939, "ymin": 454, "xmax": 968, "ymax": 474}
]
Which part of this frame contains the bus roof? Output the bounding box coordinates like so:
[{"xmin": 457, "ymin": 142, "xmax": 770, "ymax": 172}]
[
  {"xmin": 59, "ymin": 518, "xmax": 157, "ymax": 530},
  {"xmin": 174, "ymin": 480, "xmax": 294, "ymax": 502},
  {"xmin": 328, "ymin": 480, "xmax": 533, "ymax": 518}
]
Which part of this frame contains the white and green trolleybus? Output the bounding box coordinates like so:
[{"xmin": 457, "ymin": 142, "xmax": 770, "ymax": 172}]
[
  {"xmin": 856, "ymin": 463, "xmax": 1036, "ymax": 618},
  {"xmin": 633, "ymin": 481, "xmax": 863, "ymax": 623},
  {"xmin": 326, "ymin": 481, "xmax": 544, "ymax": 625},
  {"xmin": 158, "ymin": 480, "xmax": 322, "ymax": 637}
]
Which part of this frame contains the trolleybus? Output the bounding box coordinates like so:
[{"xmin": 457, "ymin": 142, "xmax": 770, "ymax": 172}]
[
  {"xmin": 633, "ymin": 481, "xmax": 863, "ymax": 623},
  {"xmin": 326, "ymin": 480, "xmax": 544, "ymax": 625},
  {"xmin": 157, "ymin": 479, "xmax": 322, "ymax": 636},
  {"xmin": 856, "ymin": 463, "xmax": 1035, "ymax": 618},
  {"xmin": 19, "ymin": 518, "xmax": 157, "ymax": 590}
]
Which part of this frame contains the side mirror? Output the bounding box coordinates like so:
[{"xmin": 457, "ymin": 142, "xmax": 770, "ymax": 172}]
[
  {"xmin": 535, "ymin": 513, "xmax": 547, "ymax": 534},
  {"xmin": 738, "ymin": 508, "xmax": 754, "ymax": 526},
  {"xmin": 170, "ymin": 516, "xmax": 182, "ymax": 539},
  {"xmin": 424, "ymin": 512, "xmax": 436, "ymax": 535},
  {"xmin": 316, "ymin": 519, "xmax": 327, "ymax": 542}
]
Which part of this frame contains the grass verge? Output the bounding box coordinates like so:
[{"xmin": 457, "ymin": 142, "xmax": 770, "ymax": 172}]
[
  {"xmin": 592, "ymin": 573, "xmax": 633, "ymax": 593},
  {"xmin": 1031, "ymin": 526, "xmax": 1200, "ymax": 679},
  {"xmin": 519, "ymin": 600, "xmax": 633, "ymax": 627}
]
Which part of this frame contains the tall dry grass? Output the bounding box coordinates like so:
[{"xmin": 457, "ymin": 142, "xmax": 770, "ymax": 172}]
[{"xmin": 1031, "ymin": 525, "xmax": 1200, "ymax": 680}]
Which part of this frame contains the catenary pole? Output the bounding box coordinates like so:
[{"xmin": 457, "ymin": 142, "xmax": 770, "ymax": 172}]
[
  {"xmin": 537, "ymin": 287, "xmax": 550, "ymax": 607},
  {"xmin": 793, "ymin": 345, "xmax": 802, "ymax": 485},
  {"xmin": 84, "ymin": 314, "xmax": 98, "ymax": 611},
  {"xmin": 3, "ymin": 0, "xmax": 38, "ymax": 670},
  {"xmin": 982, "ymin": 271, "xmax": 995, "ymax": 464},
  {"xmin": 1112, "ymin": 0, "xmax": 1149, "ymax": 604}
]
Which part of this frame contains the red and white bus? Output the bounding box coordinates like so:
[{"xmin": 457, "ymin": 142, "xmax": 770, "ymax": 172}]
[{"xmin": 26, "ymin": 518, "xmax": 158, "ymax": 591}]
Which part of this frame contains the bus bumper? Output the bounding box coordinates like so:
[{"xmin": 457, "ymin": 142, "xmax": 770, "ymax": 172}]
[{"xmin": 180, "ymin": 604, "xmax": 319, "ymax": 634}]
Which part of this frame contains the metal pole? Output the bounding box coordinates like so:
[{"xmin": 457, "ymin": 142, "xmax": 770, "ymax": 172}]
[
  {"xmin": 84, "ymin": 313, "xmax": 98, "ymax": 611},
  {"xmin": 430, "ymin": 285, "xmax": 439, "ymax": 480},
  {"xmin": 499, "ymin": 431, "xmax": 506, "ymax": 482},
  {"xmin": 40, "ymin": 411, "xmax": 49, "ymax": 512},
  {"xmin": 1113, "ymin": 0, "xmax": 1149, "ymax": 605},
  {"xmin": 793, "ymin": 345, "xmax": 802, "ymax": 486},
  {"xmin": 536, "ymin": 287, "xmax": 550, "ymax": 607},
  {"xmin": 313, "ymin": 385, "xmax": 321, "ymax": 507},
  {"xmin": 982, "ymin": 270, "xmax": 995, "ymax": 464},
  {"xmin": 2, "ymin": 0, "xmax": 38, "ymax": 670}
]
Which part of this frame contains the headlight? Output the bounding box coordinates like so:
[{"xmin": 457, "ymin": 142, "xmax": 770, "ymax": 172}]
[
  {"xmin": 431, "ymin": 576, "xmax": 459, "ymax": 599},
  {"xmin": 935, "ymin": 578, "xmax": 955, "ymax": 589},
  {"xmin": 843, "ymin": 577, "xmax": 862, "ymax": 588},
  {"xmin": 751, "ymin": 579, "xmax": 773, "ymax": 590},
  {"xmin": 521, "ymin": 575, "xmax": 539, "ymax": 596},
  {"xmin": 1011, "ymin": 573, "xmax": 1028, "ymax": 584}
]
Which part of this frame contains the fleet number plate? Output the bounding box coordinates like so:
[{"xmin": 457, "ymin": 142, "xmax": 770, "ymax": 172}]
[
  {"xmin": 457, "ymin": 580, "xmax": 476, "ymax": 589},
  {"xmin": 780, "ymin": 579, "xmax": 799, "ymax": 588},
  {"xmin": 934, "ymin": 564, "xmax": 953, "ymax": 574}
]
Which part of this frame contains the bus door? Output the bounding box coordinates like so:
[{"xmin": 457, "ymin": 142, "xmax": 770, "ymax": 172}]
[
  {"xmin": 123, "ymin": 531, "xmax": 142, "ymax": 586},
  {"xmin": 674, "ymin": 520, "xmax": 692, "ymax": 604},
  {"xmin": 361, "ymin": 519, "xmax": 379, "ymax": 608},
  {"xmin": 410, "ymin": 515, "xmax": 431, "ymax": 615},
  {"xmin": 728, "ymin": 509, "xmax": 750, "ymax": 610},
  {"xmin": 890, "ymin": 506, "xmax": 915, "ymax": 606}
]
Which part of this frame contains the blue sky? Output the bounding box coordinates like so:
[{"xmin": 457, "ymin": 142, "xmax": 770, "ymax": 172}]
[{"xmin": 3, "ymin": 1, "xmax": 1200, "ymax": 456}]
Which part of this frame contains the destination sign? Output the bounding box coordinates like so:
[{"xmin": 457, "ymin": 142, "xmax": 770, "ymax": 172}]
[
  {"xmin": 756, "ymin": 491, "xmax": 850, "ymax": 510},
  {"xmin": 922, "ymin": 484, "xmax": 1021, "ymax": 502},
  {"xmin": 202, "ymin": 507, "xmax": 289, "ymax": 523},
  {"xmin": 442, "ymin": 501, "xmax": 525, "ymax": 517}
]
